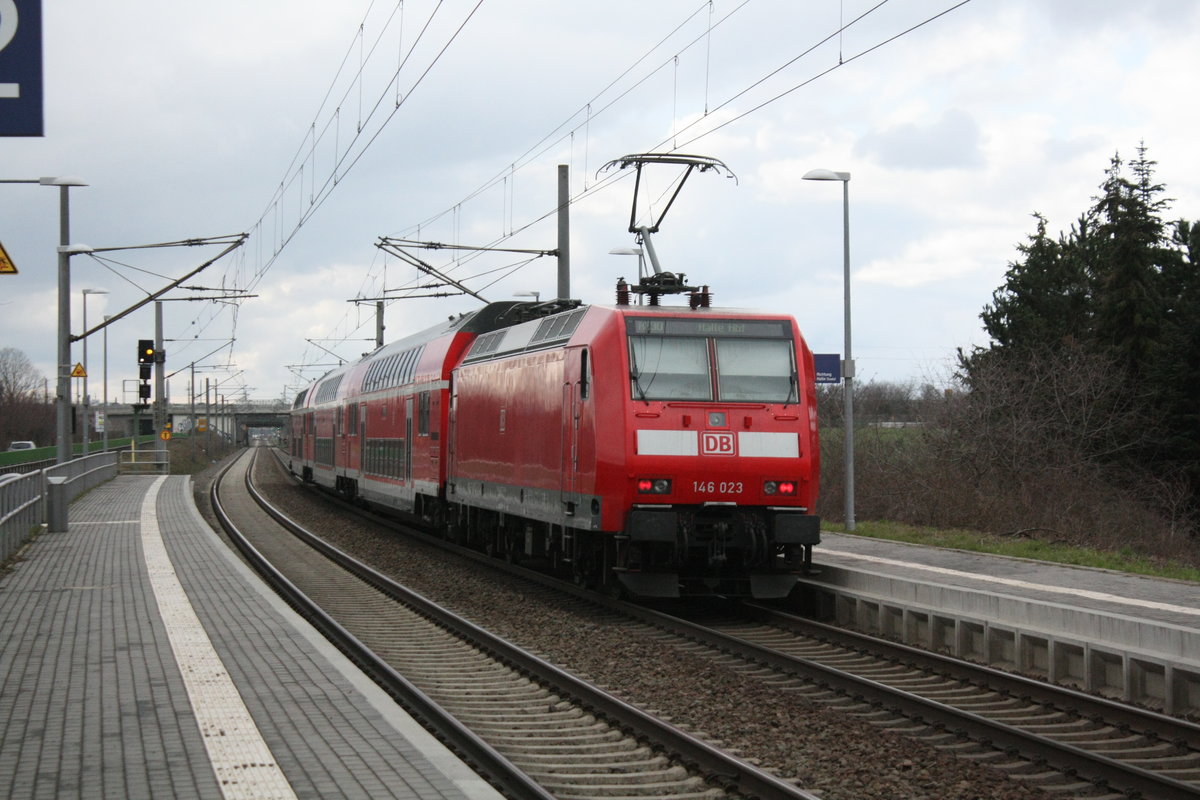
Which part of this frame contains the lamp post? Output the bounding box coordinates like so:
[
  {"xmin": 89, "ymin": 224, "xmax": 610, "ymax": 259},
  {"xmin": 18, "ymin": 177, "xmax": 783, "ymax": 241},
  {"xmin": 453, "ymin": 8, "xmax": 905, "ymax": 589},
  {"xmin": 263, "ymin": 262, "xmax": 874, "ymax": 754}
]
[
  {"xmin": 0, "ymin": 175, "xmax": 88, "ymax": 464},
  {"xmin": 80, "ymin": 288, "xmax": 109, "ymax": 454},
  {"xmin": 46, "ymin": 176, "xmax": 90, "ymax": 463},
  {"xmin": 103, "ymin": 315, "xmax": 111, "ymax": 452},
  {"xmin": 802, "ymin": 168, "xmax": 855, "ymax": 531},
  {"xmin": 609, "ymin": 247, "xmax": 646, "ymax": 283}
]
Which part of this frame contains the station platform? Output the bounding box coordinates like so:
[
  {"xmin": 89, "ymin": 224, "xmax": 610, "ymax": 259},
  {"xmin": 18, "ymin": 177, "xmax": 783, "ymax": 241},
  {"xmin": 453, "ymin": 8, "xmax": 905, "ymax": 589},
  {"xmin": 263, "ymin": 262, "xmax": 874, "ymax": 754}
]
[
  {"xmin": 0, "ymin": 474, "xmax": 504, "ymax": 800},
  {"xmin": 806, "ymin": 532, "xmax": 1200, "ymax": 715}
]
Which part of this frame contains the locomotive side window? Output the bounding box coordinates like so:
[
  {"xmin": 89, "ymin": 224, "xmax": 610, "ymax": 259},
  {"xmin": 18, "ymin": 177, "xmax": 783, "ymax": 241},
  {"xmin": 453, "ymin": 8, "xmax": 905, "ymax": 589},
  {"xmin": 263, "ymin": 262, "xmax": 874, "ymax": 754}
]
[
  {"xmin": 580, "ymin": 348, "xmax": 590, "ymax": 400},
  {"xmin": 629, "ymin": 336, "xmax": 712, "ymax": 401},
  {"xmin": 715, "ymin": 339, "xmax": 797, "ymax": 403}
]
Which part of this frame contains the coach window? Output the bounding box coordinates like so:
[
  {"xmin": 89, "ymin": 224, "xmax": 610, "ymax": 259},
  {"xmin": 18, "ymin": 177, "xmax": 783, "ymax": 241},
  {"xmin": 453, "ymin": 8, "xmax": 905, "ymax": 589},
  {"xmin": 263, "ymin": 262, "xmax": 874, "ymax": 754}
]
[{"xmin": 418, "ymin": 391, "xmax": 431, "ymax": 435}]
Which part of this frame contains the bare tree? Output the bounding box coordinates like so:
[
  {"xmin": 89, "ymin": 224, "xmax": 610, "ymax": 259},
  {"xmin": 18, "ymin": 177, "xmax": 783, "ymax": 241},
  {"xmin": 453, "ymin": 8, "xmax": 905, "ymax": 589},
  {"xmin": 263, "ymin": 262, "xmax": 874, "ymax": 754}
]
[
  {"xmin": 0, "ymin": 347, "xmax": 43, "ymax": 404},
  {"xmin": 0, "ymin": 347, "xmax": 51, "ymax": 446}
]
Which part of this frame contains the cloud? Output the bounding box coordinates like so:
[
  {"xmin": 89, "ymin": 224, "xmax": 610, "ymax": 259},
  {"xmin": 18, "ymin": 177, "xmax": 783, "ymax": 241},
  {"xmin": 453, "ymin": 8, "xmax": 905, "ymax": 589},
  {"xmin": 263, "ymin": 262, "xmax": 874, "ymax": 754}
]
[
  {"xmin": 4, "ymin": 0, "xmax": 1200, "ymax": 402},
  {"xmin": 855, "ymin": 108, "xmax": 984, "ymax": 170},
  {"xmin": 856, "ymin": 225, "xmax": 1008, "ymax": 289}
]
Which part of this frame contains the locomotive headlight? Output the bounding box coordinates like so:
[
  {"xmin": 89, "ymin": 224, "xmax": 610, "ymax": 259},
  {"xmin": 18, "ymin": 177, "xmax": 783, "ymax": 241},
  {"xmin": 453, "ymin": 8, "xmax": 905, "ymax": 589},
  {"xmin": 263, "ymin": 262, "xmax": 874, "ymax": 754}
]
[
  {"xmin": 764, "ymin": 480, "xmax": 797, "ymax": 496},
  {"xmin": 637, "ymin": 478, "xmax": 672, "ymax": 494}
]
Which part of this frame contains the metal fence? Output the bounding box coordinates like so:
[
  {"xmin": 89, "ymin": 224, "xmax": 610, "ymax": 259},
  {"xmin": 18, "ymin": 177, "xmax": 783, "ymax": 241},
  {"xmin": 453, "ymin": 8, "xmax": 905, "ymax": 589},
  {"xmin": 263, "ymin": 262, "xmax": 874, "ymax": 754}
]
[
  {"xmin": 0, "ymin": 452, "xmax": 119, "ymax": 563},
  {"xmin": 119, "ymin": 450, "xmax": 170, "ymax": 475}
]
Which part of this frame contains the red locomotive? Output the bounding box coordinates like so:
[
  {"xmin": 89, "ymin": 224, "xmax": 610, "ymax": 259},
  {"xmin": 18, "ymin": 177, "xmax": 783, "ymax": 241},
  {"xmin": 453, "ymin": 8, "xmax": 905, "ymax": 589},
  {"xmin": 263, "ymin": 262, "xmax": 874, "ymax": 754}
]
[{"xmin": 290, "ymin": 287, "xmax": 821, "ymax": 599}]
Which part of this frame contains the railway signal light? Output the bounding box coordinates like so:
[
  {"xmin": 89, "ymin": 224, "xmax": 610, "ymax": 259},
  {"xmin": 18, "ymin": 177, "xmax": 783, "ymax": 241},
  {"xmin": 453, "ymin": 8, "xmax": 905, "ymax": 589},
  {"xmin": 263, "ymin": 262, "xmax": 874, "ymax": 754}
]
[{"xmin": 136, "ymin": 339, "xmax": 155, "ymax": 404}]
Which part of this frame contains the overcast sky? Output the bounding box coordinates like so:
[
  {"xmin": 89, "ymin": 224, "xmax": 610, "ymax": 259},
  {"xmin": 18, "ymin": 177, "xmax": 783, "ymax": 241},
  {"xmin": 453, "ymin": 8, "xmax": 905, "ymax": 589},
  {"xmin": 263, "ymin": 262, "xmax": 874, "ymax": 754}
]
[{"xmin": 2, "ymin": 0, "xmax": 1198, "ymax": 409}]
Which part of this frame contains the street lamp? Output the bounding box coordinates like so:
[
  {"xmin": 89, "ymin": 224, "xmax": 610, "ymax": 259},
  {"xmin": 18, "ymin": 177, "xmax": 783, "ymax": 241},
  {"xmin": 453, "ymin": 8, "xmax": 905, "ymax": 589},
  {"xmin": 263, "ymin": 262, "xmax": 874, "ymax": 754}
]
[
  {"xmin": 802, "ymin": 168, "xmax": 855, "ymax": 531},
  {"xmin": 44, "ymin": 176, "xmax": 90, "ymax": 463},
  {"xmin": 1, "ymin": 175, "xmax": 89, "ymax": 463},
  {"xmin": 81, "ymin": 287, "xmax": 108, "ymax": 454},
  {"xmin": 514, "ymin": 290, "xmax": 541, "ymax": 303},
  {"xmin": 609, "ymin": 247, "xmax": 646, "ymax": 283},
  {"xmin": 103, "ymin": 315, "xmax": 111, "ymax": 452}
]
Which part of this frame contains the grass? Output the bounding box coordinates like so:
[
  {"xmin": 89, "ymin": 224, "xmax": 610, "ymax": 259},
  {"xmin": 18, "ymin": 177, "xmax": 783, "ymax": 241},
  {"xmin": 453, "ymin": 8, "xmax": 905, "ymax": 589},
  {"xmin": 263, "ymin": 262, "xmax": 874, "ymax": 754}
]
[
  {"xmin": 163, "ymin": 435, "xmax": 238, "ymax": 475},
  {"xmin": 823, "ymin": 519, "xmax": 1200, "ymax": 583}
]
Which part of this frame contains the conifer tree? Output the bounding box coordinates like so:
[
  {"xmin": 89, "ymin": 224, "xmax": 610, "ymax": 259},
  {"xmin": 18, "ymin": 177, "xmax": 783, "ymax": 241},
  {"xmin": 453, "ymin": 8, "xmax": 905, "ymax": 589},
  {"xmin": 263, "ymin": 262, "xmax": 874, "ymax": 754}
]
[
  {"xmin": 1147, "ymin": 218, "xmax": 1200, "ymax": 495},
  {"xmin": 1088, "ymin": 146, "xmax": 1168, "ymax": 376},
  {"xmin": 979, "ymin": 213, "xmax": 1089, "ymax": 353},
  {"xmin": 965, "ymin": 144, "xmax": 1200, "ymax": 512}
]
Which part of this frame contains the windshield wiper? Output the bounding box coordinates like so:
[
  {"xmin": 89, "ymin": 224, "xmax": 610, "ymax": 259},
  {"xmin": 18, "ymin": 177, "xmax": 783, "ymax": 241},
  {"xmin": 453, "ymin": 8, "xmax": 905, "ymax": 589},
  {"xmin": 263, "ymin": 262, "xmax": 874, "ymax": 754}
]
[{"xmin": 629, "ymin": 347, "xmax": 649, "ymax": 400}]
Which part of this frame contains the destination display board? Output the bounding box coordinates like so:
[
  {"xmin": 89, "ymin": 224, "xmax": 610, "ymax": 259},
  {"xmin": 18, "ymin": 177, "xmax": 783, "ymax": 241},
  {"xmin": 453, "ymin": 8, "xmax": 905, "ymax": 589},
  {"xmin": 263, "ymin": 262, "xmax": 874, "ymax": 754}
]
[{"xmin": 626, "ymin": 317, "xmax": 790, "ymax": 339}]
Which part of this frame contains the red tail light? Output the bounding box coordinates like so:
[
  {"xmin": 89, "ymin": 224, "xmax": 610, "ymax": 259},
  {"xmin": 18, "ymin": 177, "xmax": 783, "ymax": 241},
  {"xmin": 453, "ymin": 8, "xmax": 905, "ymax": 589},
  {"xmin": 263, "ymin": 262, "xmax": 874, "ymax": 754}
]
[
  {"xmin": 637, "ymin": 478, "xmax": 672, "ymax": 494},
  {"xmin": 764, "ymin": 480, "xmax": 797, "ymax": 496}
]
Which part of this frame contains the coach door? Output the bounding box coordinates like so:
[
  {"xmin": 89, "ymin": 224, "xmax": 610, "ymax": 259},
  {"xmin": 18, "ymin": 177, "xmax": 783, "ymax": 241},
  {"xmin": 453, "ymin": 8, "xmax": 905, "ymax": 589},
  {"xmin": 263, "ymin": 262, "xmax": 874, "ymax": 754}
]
[
  {"xmin": 332, "ymin": 406, "xmax": 340, "ymax": 471},
  {"xmin": 404, "ymin": 398, "xmax": 414, "ymax": 486},
  {"xmin": 357, "ymin": 403, "xmax": 366, "ymax": 473}
]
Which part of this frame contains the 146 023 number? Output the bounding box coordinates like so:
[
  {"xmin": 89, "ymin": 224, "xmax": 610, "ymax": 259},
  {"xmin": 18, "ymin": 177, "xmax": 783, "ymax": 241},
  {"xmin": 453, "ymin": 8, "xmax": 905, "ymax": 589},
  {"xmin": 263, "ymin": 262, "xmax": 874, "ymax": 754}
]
[{"xmin": 692, "ymin": 480, "xmax": 744, "ymax": 494}]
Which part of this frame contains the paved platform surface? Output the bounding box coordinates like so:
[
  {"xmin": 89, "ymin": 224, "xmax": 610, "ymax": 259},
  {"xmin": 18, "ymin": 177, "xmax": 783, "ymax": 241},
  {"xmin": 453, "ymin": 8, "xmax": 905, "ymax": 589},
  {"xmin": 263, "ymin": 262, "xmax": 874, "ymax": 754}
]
[
  {"xmin": 0, "ymin": 474, "xmax": 503, "ymax": 800},
  {"xmin": 815, "ymin": 531, "xmax": 1200, "ymax": 632}
]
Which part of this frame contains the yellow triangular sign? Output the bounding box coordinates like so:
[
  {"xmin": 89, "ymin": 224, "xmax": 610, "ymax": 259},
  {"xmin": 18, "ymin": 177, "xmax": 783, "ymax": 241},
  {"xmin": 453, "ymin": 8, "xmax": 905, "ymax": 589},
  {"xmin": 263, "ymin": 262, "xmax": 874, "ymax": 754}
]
[
  {"xmin": 0, "ymin": 240, "xmax": 17, "ymax": 274},
  {"xmin": 71, "ymin": 363, "xmax": 87, "ymax": 378}
]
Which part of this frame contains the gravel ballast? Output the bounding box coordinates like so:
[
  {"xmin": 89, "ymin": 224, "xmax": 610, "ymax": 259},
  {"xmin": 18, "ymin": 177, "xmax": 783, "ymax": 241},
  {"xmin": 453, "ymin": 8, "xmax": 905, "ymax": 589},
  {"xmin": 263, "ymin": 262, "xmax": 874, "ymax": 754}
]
[{"xmin": 201, "ymin": 454, "xmax": 1058, "ymax": 800}]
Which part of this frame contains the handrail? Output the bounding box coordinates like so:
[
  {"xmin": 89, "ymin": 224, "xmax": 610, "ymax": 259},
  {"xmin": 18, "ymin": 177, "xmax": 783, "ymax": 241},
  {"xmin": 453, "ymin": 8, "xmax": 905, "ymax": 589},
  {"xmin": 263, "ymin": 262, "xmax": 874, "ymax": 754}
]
[{"xmin": 0, "ymin": 452, "xmax": 120, "ymax": 561}]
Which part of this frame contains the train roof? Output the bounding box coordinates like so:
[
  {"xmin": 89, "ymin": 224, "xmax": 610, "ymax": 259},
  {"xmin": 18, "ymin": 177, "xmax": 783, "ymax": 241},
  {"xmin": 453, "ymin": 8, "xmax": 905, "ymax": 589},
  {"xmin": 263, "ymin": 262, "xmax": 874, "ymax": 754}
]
[
  {"xmin": 293, "ymin": 298, "xmax": 799, "ymax": 408},
  {"xmin": 294, "ymin": 300, "xmax": 582, "ymax": 406}
]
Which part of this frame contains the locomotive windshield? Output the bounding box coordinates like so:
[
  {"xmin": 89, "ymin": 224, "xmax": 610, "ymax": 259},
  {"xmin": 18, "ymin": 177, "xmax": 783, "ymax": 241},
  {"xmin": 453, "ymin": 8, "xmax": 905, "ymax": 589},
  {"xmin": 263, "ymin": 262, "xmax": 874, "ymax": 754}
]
[{"xmin": 627, "ymin": 317, "xmax": 798, "ymax": 403}]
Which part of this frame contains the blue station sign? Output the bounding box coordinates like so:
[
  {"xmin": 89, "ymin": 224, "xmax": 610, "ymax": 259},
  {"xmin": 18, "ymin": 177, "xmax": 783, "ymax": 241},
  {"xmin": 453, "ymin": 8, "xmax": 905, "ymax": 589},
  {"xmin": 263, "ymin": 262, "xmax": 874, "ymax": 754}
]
[
  {"xmin": 813, "ymin": 353, "xmax": 842, "ymax": 385},
  {"xmin": 0, "ymin": 0, "xmax": 43, "ymax": 137}
]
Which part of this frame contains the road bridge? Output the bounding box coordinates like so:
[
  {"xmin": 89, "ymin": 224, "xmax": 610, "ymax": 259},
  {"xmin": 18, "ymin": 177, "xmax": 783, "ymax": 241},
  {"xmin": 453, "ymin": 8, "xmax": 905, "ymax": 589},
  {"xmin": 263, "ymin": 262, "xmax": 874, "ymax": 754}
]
[{"xmin": 95, "ymin": 399, "xmax": 290, "ymax": 446}]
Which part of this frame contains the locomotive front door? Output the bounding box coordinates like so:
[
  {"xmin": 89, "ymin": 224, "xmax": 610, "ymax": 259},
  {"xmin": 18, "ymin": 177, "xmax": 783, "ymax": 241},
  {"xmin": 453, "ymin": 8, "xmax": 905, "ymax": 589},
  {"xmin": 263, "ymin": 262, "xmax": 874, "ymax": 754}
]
[
  {"xmin": 560, "ymin": 349, "xmax": 584, "ymax": 516},
  {"xmin": 561, "ymin": 383, "xmax": 578, "ymax": 514}
]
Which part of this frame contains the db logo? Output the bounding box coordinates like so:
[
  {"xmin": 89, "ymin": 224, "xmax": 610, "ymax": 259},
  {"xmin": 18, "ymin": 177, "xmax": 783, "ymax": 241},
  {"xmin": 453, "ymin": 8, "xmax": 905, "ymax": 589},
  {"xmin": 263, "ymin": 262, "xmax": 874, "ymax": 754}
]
[{"xmin": 701, "ymin": 432, "xmax": 736, "ymax": 456}]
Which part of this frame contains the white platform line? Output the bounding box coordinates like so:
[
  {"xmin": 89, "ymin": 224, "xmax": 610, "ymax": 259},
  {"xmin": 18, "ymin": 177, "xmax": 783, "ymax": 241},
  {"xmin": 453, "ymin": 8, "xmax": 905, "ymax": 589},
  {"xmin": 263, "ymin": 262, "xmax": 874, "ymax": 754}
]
[
  {"xmin": 821, "ymin": 547, "xmax": 1200, "ymax": 619},
  {"xmin": 140, "ymin": 476, "xmax": 299, "ymax": 800}
]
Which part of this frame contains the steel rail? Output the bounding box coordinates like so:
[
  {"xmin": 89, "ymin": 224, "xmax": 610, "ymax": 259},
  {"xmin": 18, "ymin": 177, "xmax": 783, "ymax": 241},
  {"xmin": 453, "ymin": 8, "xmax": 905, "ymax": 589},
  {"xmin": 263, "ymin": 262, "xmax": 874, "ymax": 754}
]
[
  {"xmin": 247, "ymin": 450, "xmax": 822, "ymax": 800},
  {"xmin": 737, "ymin": 600, "xmax": 1200, "ymax": 752},
  {"xmin": 608, "ymin": 602, "xmax": 1200, "ymax": 800},
  {"xmin": 264, "ymin": 447, "xmax": 1200, "ymax": 797},
  {"xmin": 210, "ymin": 449, "xmax": 557, "ymax": 800}
]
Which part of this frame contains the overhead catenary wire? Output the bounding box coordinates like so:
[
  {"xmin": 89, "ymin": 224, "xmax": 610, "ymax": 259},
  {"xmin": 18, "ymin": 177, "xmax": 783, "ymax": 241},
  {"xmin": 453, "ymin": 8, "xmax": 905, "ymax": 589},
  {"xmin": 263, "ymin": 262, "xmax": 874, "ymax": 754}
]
[
  {"xmin": 210, "ymin": 0, "xmax": 488, "ymax": 393},
  {"xmin": 414, "ymin": 0, "xmax": 975, "ymax": 287},
  {"xmin": 305, "ymin": 1, "xmax": 978, "ymax": 378},
  {"xmin": 206, "ymin": 1, "xmax": 976, "ymax": 397},
  {"xmin": 243, "ymin": 1, "xmax": 486, "ymax": 294}
]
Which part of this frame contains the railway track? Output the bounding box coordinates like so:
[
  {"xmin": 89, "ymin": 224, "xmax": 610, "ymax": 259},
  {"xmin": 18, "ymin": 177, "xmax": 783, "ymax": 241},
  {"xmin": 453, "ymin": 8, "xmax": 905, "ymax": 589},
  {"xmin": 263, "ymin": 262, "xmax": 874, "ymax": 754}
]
[
  {"xmin": 212, "ymin": 446, "xmax": 818, "ymax": 800},
  {"xmin": 511, "ymin": 562, "xmax": 1200, "ymax": 797},
  {"xmin": 250, "ymin": 448, "xmax": 1200, "ymax": 799},
  {"xmin": 222, "ymin": 447, "xmax": 1200, "ymax": 797},
  {"xmin": 648, "ymin": 604, "xmax": 1200, "ymax": 799}
]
